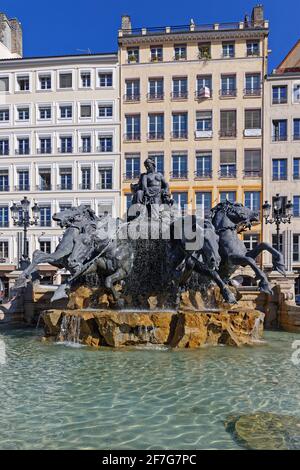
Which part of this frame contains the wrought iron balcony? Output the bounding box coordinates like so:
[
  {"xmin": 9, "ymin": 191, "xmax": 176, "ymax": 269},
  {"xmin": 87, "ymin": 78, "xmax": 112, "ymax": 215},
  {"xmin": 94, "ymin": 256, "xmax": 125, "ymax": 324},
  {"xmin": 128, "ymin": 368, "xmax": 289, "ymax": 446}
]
[
  {"xmin": 79, "ymin": 146, "xmax": 92, "ymax": 153},
  {"xmin": 171, "ymin": 131, "xmax": 188, "ymax": 139},
  {"xmin": 272, "ymin": 135, "xmax": 287, "ymax": 142},
  {"xmin": 219, "ymin": 129, "xmax": 237, "ymax": 138},
  {"xmin": 171, "ymin": 91, "xmax": 188, "ymax": 100},
  {"xmin": 123, "ymin": 172, "xmax": 140, "ymax": 181},
  {"xmin": 220, "ymin": 88, "xmax": 237, "ymax": 97},
  {"xmin": 0, "ymin": 222, "xmax": 9, "ymax": 228},
  {"xmin": 97, "ymin": 145, "xmax": 113, "ymax": 152},
  {"xmin": 243, "ymin": 170, "xmax": 262, "ymax": 178},
  {"xmin": 15, "ymin": 149, "xmax": 30, "ymax": 155},
  {"xmin": 124, "ymin": 94, "xmax": 140, "ymax": 102},
  {"xmin": 14, "ymin": 185, "xmax": 30, "ymax": 191},
  {"xmin": 194, "ymin": 170, "xmax": 212, "ymax": 179},
  {"xmin": 58, "ymin": 147, "xmax": 73, "ymax": 153},
  {"xmin": 147, "ymin": 92, "xmax": 164, "ymax": 101},
  {"xmin": 0, "ymin": 149, "xmax": 9, "ymax": 156},
  {"xmin": 36, "ymin": 184, "xmax": 52, "ymax": 191},
  {"xmin": 170, "ymin": 171, "xmax": 188, "ymax": 180},
  {"xmin": 244, "ymin": 88, "xmax": 262, "ymax": 97},
  {"xmin": 272, "ymin": 175, "xmax": 287, "ymax": 181},
  {"xmin": 218, "ymin": 169, "xmax": 237, "ymax": 178},
  {"xmin": 293, "ymin": 134, "xmax": 300, "ymax": 141},
  {"xmin": 272, "ymin": 97, "xmax": 288, "ymax": 105},
  {"xmin": 57, "ymin": 184, "xmax": 73, "ymax": 190},
  {"xmin": 96, "ymin": 183, "xmax": 112, "ymax": 190},
  {"xmin": 147, "ymin": 132, "xmax": 164, "ymax": 141},
  {"xmin": 0, "ymin": 186, "xmax": 9, "ymax": 192},
  {"xmin": 123, "ymin": 133, "xmax": 141, "ymax": 142},
  {"xmin": 37, "ymin": 148, "xmax": 52, "ymax": 154},
  {"xmin": 79, "ymin": 184, "xmax": 92, "ymax": 190}
]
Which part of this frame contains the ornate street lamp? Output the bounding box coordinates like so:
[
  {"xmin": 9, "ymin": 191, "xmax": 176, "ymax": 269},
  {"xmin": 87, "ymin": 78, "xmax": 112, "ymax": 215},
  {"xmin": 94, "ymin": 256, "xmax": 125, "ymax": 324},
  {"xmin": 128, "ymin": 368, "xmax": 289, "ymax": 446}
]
[
  {"xmin": 10, "ymin": 197, "xmax": 40, "ymax": 269},
  {"xmin": 262, "ymin": 193, "xmax": 293, "ymax": 252}
]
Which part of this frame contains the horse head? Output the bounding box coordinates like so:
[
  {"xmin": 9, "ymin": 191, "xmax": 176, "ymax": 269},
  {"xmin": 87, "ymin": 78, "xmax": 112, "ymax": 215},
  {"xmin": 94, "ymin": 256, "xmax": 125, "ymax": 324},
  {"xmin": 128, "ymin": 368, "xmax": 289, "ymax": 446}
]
[
  {"xmin": 53, "ymin": 205, "xmax": 98, "ymax": 229},
  {"xmin": 211, "ymin": 201, "xmax": 259, "ymax": 231}
]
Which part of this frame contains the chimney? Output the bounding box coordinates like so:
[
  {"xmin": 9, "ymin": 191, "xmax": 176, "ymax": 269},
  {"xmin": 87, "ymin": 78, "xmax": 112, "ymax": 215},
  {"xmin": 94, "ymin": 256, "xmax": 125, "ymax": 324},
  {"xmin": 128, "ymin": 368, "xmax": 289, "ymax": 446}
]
[
  {"xmin": 121, "ymin": 15, "xmax": 132, "ymax": 32},
  {"xmin": 9, "ymin": 18, "xmax": 23, "ymax": 57},
  {"xmin": 251, "ymin": 4, "xmax": 264, "ymax": 27}
]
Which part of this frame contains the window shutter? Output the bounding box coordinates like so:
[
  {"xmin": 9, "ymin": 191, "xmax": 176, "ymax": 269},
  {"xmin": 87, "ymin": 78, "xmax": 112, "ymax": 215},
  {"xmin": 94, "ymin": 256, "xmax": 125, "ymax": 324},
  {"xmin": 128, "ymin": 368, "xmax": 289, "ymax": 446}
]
[
  {"xmin": 244, "ymin": 150, "xmax": 261, "ymax": 171},
  {"xmin": 196, "ymin": 111, "xmax": 212, "ymax": 119},
  {"xmin": 220, "ymin": 150, "xmax": 236, "ymax": 164},
  {"xmin": 0, "ymin": 78, "xmax": 9, "ymax": 92},
  {"xmin": 220, "ymin": 110, "xmax": 236, "ymax": 131},
  {"xmin": 245, "ymin": 109, "xmax": 261, "ymax": 129}
]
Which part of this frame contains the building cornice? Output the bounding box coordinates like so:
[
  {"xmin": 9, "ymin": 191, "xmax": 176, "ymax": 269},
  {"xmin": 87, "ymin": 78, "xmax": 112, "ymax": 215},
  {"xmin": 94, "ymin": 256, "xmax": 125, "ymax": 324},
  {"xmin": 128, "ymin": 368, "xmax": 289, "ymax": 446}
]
[{"xmin": 0, "ymin": 53, "xmax": 118, "ymax": 69}]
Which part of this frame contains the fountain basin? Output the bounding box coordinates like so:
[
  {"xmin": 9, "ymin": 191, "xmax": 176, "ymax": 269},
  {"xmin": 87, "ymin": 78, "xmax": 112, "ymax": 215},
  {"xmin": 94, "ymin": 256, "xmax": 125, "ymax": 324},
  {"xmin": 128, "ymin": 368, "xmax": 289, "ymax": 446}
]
[{"xmin": 42, "ymin": 309, "xmax": 264, "ymax": 348}]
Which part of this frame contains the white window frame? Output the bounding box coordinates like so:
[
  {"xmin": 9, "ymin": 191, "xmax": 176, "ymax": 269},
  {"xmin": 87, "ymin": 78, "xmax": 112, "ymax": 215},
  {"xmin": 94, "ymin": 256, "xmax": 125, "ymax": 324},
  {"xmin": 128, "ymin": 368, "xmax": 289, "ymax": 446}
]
[
  {"xmin": 0, "ymin": 105, "xmax": 11, "ymax": 124},
  {"xmin": 57, "ymin": 102, "xmax": 74, "ymax": 122},
  {"xmin": 293, "ymin": 81, "xmax": 300, "ymax": 104},
  {"xmin": 79, "ymin": 69, "xmax": 93, "ymax": 89},
  {"xmin": 37, "ymin": 103, "xmax": 52, "ymax": 122},
  {"xmin": 57, "ymin": 70, "xmax": 74, "ymax": 91},
  {"xmin": 78, "ymin": 102, "xmax": 93, "ymax": 121},
  {"xmin": 96, "ymin": 68, "xmax": 114, "ymax": 89},
  {"xmin": 0, "ymin": 74, "xmax": 11, "ymax": 94},
  {"xmin": 97, "ymin": 102, "xmax": 114, "ymax": 120},
  {"xmin": 37, "ymin": 71, "xmax": 53, "ymax": 91},
  {"xmin": 15, "ymin": 73, "xmax": 32, "ymax": 93}
]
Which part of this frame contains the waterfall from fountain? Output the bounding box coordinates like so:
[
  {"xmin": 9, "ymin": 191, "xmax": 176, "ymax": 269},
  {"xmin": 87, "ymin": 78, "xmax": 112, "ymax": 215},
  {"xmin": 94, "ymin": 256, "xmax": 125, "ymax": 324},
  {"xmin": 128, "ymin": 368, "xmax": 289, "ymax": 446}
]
[
  {"xmin": 251, "ymin": 312, "xmax": 265, "ymax": 343},
  {"xmin": 58, "ymin": 315, "xmax": 82, "ymax": 347}
]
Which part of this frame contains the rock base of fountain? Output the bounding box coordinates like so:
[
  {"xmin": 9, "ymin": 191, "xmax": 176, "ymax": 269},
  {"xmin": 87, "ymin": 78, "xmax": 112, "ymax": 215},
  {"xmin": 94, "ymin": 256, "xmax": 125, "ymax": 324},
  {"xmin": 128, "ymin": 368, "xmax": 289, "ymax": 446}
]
[{"xmin": 42, "ymin": 308, "xmax": 264, "ymax": 348}]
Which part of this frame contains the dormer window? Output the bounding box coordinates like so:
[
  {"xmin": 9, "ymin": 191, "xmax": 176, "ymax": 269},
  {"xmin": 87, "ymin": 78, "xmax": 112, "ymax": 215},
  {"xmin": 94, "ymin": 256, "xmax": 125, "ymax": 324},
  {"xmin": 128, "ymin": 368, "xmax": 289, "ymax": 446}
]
[
  {"xmin": 174, "ymin": 44, "xmax": 187, "ymax": 60},
  {"xmin": 127, "ymin": 48, "xmax": 139, "ymax": 63}
]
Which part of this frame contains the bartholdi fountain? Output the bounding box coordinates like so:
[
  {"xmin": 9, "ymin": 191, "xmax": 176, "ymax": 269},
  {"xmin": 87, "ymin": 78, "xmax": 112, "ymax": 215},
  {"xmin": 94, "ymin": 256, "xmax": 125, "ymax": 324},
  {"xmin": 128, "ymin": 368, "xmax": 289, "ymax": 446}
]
[{"xmin": 7, "ymin": 157, "xmax": 287, "ymax": 348}]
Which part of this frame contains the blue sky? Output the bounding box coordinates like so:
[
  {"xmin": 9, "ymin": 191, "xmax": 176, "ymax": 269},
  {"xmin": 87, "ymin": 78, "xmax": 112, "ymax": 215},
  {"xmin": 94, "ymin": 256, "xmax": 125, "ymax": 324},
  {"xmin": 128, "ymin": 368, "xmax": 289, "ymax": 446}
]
[{"xmin": 1, "ymin": 0, "xmax": 299, "ymax": 70}]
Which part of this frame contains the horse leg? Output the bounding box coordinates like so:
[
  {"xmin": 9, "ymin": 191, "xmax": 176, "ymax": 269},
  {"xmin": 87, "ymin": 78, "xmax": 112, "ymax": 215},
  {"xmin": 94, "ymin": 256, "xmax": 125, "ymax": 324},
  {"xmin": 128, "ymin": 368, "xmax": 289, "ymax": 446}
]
[
  {"xmin": 230, "ymin": 254, "xmax": 273, "ymax": 295},
  {"xmin": 105, "ymin": 268, "xmax": 127, "ymax": 308},
  {"xmin": 193, "ymin": 262, "xmax": 237, "ymax": 304},
  {"xmin": 247, "ymin": 242, "xmax": 286, "ymax": 276}
]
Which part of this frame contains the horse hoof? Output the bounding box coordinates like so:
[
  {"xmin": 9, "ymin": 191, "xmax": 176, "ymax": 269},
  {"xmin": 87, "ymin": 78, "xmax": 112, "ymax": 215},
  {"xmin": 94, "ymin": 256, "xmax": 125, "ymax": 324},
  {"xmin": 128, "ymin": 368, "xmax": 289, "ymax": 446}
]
[
  {"xmin": 273, "ymin": 264, "xmax": 286, "ymax": 277},
  {"xmin": 259, "ymin": 283, "xmax": 273, "ymax": 296},
  {"xmin": 223, "ymin": 291, "xmax": 237, "ymax": 304}
]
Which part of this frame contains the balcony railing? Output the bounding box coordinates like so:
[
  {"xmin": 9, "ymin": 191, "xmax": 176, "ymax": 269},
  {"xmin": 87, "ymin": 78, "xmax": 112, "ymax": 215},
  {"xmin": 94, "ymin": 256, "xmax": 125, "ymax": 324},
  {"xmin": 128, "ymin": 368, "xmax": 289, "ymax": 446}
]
[
  {"xmin": 244, "ymin": 88, "xmax": 262, "ymax": 97},
  {"xmin": 219, "ymin": 169, "xmax": 237, "ymax": 178},
  {"xmin": 0, "ymin": 222, "xmax": 9, "ymax": 228},
  {"xmin": 247, "ymin": 50, "xmax": 260, "ymax": 57},
  {"xmin": 293, "ymin": 174, "xmax": 300, "ymax": 180},
  {"xmin": 97, "ymin": 145, "xmax": 113, "ymax": 152},
  {"xmin": 174, "ymin": 54, "xmax": 187, "ymax": 61},
  {"xmin": 79, "ymin": 184, "xmax": 91, "ymax": 190},
  {"xmin": 147, "ymin": 132, "xmax": 164, "ymax": 140},
  {"xmin": 272, "ymin": 97, "xmax": 288, "ymax": 105},
  {"xmin": 194, "ymin": 170, "xmax": 212, "ymax": 179},
  {"xmin": 123, "ymin": 172, "xmax": 140, "ymax": 181},
  {"xmin": 57, "ymin": 184, "xmax": 73, "ymax": 190},
  {"xmin": 171, "ymin": 131, "xmax": 188, "ymax": 139},
  {"xmin": 220, "ymin": 89, "xmax": 237, "ymax": 97},
  {"xmin": 243, "ymin": 170, "xmax": 262, "ymax": 178},
  {"xmin": 293, "ymin": 134, "xmax": 300, "ymax": 141},
  {"xmin": 15, "ymin": 149, "xmax": 30, "ymax": 155},
  {"xmin": 96, "ymin": 183, "xmax": 112, "ymax": 190},
  {"xmin": 150, "ymin": 56, "xmax": 163, "ymax": 62},
  {"xmin": 0, "ymin": 186, "xmax": 9, "ymax": 192},
  {"xmin": 79, "ymin": 146, "xmax": 92, "ymax": 153},
  {"xmin": 171, "ymin": 91, "xmax": 188, "ymax": 99},
  {"xmin": 147, "ymin": 92, "xmax": 164, "ymax": 101},
  {"xmin": 170, "ymin": 171, "xmax": 188, "ymax": 179},
  {"xmin": 124, "ymin": 94, "xmax": 140, "ymax": 102},
  {"xmin": 272, "ymin": 135, "xmax": 287, "ymax": 142},
  {"xmin": 272, "ymin": 175, "xmax": 287, "ymax": 181},
  {"xmin": 219, "ymin": 129, "xmax": 237, "ymax": 138},
  {"xmin": 36, "ymin": 184, "xmax": 52, "ymax": 191},
  {"xmin": 124, "ymin": 133, "xmax": 141, "ymax": 142},
  {"xmin": 58, "ymin": 147, "xmax": 73, "ymax": 153},
  {"xmin": 14, "ymin": 185, "xmax": 30, "ymax": 191},
  {"xmin": 37, "ymin": 148, "xmax": 52, "ymax": 154},
  {"xmin": 0, "ymin": 150, "xmax": 9, "ymax": 156}
]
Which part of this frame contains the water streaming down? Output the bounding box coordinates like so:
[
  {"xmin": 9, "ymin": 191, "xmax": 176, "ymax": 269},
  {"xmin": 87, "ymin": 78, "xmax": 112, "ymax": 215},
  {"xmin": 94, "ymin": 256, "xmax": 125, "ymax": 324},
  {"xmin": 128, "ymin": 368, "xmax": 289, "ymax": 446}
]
[
  {"xmin": 59, "ymin": 315, "xmax": 82, "ymax": 346},
  {"xmin": 251, "ymin": 312, "xmax": 265, "ymax": 343}
]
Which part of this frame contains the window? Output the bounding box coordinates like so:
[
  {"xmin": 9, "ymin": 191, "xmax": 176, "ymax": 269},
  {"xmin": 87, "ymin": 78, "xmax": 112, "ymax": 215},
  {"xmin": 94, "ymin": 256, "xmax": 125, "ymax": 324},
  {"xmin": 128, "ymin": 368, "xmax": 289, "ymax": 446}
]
[
  {"xmin": 244, "ymin": 234, "xmax": 259, "ymax": 251},
  {"xmin": 81, "ymin": 136, "xmax": 91, "ymax": 153},
  {"xmin": 98, "ymin": 167, "xmax": 113, "ymax": 190},
  {"xmin": 17, "ymin": 107, "xmax": 29, "ymax": 121},
  {"xmin": 127, "ymin": 48, "xmax": 139, "ymax": 63},
  {"xmin": 98, "ymin": 105, "xmax": 113, "ymax": 118},
  {"xmin": 125, "ymin": 115, "xmax": 140, "ymax": 140},
  {"xmin": 60, "ymin": 105, "xmax": 72, "ymax": 119},
  {"xmin": 294, "ymin": 158, "xmax": 300, "ymax": 179},
  {"xmin": 0, "ymin": 77, "xmax": 9, "ymax": 92},
  {"xmin": 221, "ymin": 75, "xmax": 236, "ymax": 97},
  {"xmin": 220, "ymin": 150, "xmax": 236, "ymax": 177},
  {"xmin": 222, "ymin": 42, "xmax": 235, "ymax": 58},
  {"xmin": 39, "ymin": 137, "xmax": 51, "ymax": 154},
  {"xmin": 98, "ymin": 136, "xmax": 113, "ymax": 152},
  {"xmin": 272, "ymin": 120, "xmax": 287, "ymax": 141},
  {"xmin": 294, "ymin": 196, "xmax": 300, "ymax": 217},
  {"xmin": 59, "ymin": 73, "xmax": 72, "ymax": 89},
  {"xmin": 40, "ymin": 206, "xmax": 51, "ymax": 227},
  {"xmin": 196, "ymin": 192, "xmax": 212, "ymax": 218},
  {"xmin": 272, "ymin": 85, "xmax": 288, "ymax": 104},
  {"xmin": 38, "ymin": 170, "xmax": 51, "ymax": 190},
  {"xmin": 220, "ymin": 110, "xmax": 236, "ymax": 137},
  {"xmin": 98, "ymin": 203, "xmax": 113, "ymax": 217},
  {"xmin": 39, "ymin": 75, "xmax": 51, "ymax": 90},
  {"xmin": 174, "ymin": 44, "xmax": 186, "ymax": 60},
  {"xmin": 0, "ymin": 171, "xmax": 9, "ymax": 191},
  {"xmin": 17, "ymin": 170, "xmax": 29, "ymax": 190},
  {"xmin": 0, "ymin": 240, "xmax": 9, "ymax": 259},
  {"xmin": 148, "ymin": 114, "xmax": 164, "ymax": 139},
  {"xmin": 293, "ymin": 83, "xmax": 300, "ymax": 104},
  {"xmin": 272, "ymin": 234, "xmax": 283, "ymax": 253},
  {"xmin": 39, "ymin": 106, "xmax": 51, "ymax": 120},
  {"xmin": 245, "ymin": 73, "xmax": 261, "ymax": 96},
  {"xmin": 148, "ymin": 153, "xmax": 164, "ymax": 174},
  {"xmin": 196, "ymin": 75, "xmax": 212, "ymax": 98},
  {"xmin": 172, "ymin": 113, "xmax": 188, "ymax": 138},
  {"xmin": 247, "ymin": 41, "xmax": 259, "ymax": 56},
  {"xmin": 0, "ymin": 139, "xmax": 9, "ymax": 156},
  {"xmin": 80, "ymin": 104, "xmax": 92, "ymax": 118},
  {"xmin": 81, "ymin": 167, "xmax": 91, "ymax": 190},
  {"xmin": 125, "ymin": 155, "xmax": 140, "ymax": 179},
  {"xmin": 245, "ymin": 191, "xmax": 261, "ymax": 213},
  {"xmin": 245, "ymin": 109, "xmax": 261, "ymax": 134},
  {"xmin": 40, "ymin": 241, "xmax": 51, "ymax": 253},
  {"xmin": 17, "ymin": 76, "xmax": 30, "ymax": 91},
  {"xmin": 220, "ymin": 191, "xmax": 236, "ymax": 203},
  {"xmin": 148, "ymin": 78, "xmax": 164, "ymax": 100},
  {"xmin": 272, "ymin": 159, "xmax": 287, "ymax": 180},
  {"xmin": 17, "ymin": 138, "xmax": 30, "ymax": 155},
  {"xmin": 293, "ymin": 235, "xmax": 300, "ymax": 262},
  {"xmin": 59, "ymin": 203, "xmax": 72, "ymax": 212},
  {"xmin": 293, "ymin": 119, "xmax": 300, "ymax": 140},
  {"xmin": 172, "ymin": 77, "xmax": 188, "ymax": 99},
  {"xmin": 198, "ymin": 43, "xmax": 211, "ymax": 59},
  {"xmin": 150, "ymin": 46, "xmax": 163, "ymax": 62},
  {"xmin": 172, "ymin": 192, "xmax": 188, "ymax": 213},
  {"xmin": 125, "ymin": 79, "xmax": 140, "ymax": 101},
  {"xmin": 196, "ymin": 111, "xmax": 212, "ymax": 136},
  {"xmin": 59, "ymin": 169, "xmax": 72, "ymax": 190},
  {"xmin": 99, "ymin": 73, "xmax": 113, "ymax": 87},
  {"xmin": 244, "ymin": 150, "xmax": 261, "ymax": 177},
  {"xmin": 0, "ymin": 207, "xmax": 9, "ymax": 228},
  {"xmin": 196, "ymin": 152, "xmax": 212, "ymax": 178},
  {"xmin": 60, "ymin": 137, "xmax": 73, "ymax": 153},
  {"xmin": 81, "ymin": 72, "xmax": 91, "ymax": 88},
  {"xmin": 0, "ymin": 109, "xmax": 9, "ymax": 121},
  {"xmin": 172, "ymin": 153, "xmax": 188, "ymax": 178}
]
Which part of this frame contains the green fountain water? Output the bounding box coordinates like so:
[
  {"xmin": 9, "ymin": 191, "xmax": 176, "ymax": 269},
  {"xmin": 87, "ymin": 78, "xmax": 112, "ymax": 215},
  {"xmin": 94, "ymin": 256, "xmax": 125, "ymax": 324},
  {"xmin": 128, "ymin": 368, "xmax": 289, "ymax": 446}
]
[{"xmin": 0, "ymin": 328, "xmax": 299, "ymax": 450}]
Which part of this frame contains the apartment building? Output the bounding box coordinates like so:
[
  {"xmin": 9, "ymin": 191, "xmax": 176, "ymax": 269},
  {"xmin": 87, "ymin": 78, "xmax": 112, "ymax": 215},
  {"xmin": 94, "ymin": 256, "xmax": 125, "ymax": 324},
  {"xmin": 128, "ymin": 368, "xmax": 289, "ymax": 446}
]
[
  {"xmin": 264, "ymin": 40, "xmax": 300, "ymax": 292},
  {"xmin": 0, "ymin": 29, "xmax": 120, "ymax": 286},
  {"xmin": 118, "ymin": 5, "xmax": 268, "ymax": 255},
  {"xmin": 0, "ymin": 13, "xmax": 22, "ymax": 59}
]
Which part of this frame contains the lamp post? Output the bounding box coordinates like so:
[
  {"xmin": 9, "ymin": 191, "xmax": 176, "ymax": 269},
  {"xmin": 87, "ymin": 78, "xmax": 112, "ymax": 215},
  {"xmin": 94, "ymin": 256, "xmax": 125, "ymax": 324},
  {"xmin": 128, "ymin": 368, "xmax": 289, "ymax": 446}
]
[
  {"xmin": 10, "ymin": 197, "xmax": 40, "ymax": 270},
  {"xmin": 262, "ymin": 193, "xmax": 293, "ymax": 252}
]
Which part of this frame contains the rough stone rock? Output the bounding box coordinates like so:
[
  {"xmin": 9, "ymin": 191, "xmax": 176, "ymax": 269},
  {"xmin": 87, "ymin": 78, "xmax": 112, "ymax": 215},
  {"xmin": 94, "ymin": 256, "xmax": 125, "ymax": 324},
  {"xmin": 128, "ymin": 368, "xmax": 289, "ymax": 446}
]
[
  {"xmin": 43, "ymin": 309, "xmax": 62, "ymax": 335},
  {"xmin": 147, "ymin": 296, "xmax": 158, "ymax": 310},
  {"xmin": 67, "ymin": 286, "xmax": 93, "ymax": 310},
  {"xmin": 225, "ymin": 412, "xmax": 300, "ymax": 450}
]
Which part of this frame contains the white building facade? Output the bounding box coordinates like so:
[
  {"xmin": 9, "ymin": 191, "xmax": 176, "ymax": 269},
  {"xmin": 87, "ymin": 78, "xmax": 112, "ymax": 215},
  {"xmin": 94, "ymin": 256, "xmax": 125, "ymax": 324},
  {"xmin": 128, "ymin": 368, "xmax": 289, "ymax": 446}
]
[{"xmin": 0, "ymin": 52, "xmax": 121, "ymax": 287}]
